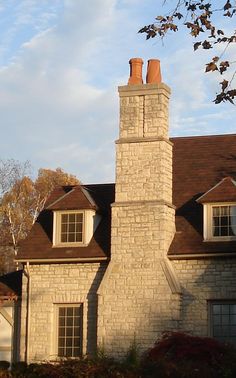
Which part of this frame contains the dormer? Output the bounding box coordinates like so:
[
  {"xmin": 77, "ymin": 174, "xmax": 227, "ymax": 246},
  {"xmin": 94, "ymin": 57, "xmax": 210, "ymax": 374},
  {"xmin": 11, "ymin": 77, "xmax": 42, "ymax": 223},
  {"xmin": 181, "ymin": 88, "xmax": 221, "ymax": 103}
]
[
  {"xmin": 46, "ymin": 186, "xmax": 101, "ymax": 247},
  {"xmin": 197, "ymin": 177, "xmax": 236, "ymax": 241}
]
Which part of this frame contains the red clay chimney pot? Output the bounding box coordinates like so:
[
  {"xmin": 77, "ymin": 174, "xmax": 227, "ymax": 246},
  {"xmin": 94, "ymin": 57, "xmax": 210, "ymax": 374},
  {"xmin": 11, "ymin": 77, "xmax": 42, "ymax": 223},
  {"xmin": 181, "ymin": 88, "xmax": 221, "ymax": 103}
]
[
  {"xmin": 146, "ymin": 59, "xmax": 162, "ymax": 84},
  {"xmin": 128, "ymin": 58, "xmax": 143, "ymax": 85}
]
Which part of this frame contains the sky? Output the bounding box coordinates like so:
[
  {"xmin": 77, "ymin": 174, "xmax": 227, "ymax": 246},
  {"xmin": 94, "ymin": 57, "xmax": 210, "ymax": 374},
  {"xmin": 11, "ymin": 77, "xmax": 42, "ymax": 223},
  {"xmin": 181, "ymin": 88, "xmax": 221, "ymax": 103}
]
[{"xmin": 0, "ymin": 0, "xmax": 235, "ymax": 184}]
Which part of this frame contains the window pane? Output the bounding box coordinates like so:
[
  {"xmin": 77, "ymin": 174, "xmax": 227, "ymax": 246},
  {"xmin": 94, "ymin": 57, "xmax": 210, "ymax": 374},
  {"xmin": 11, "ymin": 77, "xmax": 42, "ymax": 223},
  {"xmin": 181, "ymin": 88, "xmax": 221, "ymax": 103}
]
[
  {"xmin": 222, "ymin": 305, "xmax": 230, "ymax": 314},
  {"xmin": 73, "ymin": 348, "xmax": 80, "ymax": 357},
  {"xmin": 58, "ymin": 348, "xmax": 64, "ymax": 357},
  {"xmin": 61, "ymin": 234, "xmax": 67, "ymax": 243},
  {"xmin": 68, "ymin": 233, "xmax": 75, "ymax": 242},
  {"xmin": 66, "ymin": 328, "xmax": 73, "ymax": 337},
  {"xmin": 221, "ymin": 216, "xmax": 228, "ymax": 226},
  {"xmin": 61, "ymin": 224, "xmax": 67, "ymax": 233},
  {"xmin": 76, "ymin": 233, "xmax": 83, "ymax": 242},
  {"xmin": 213, "ymin": 315, "xmax": 221, "ymax": 325},
  {"xmin": 69, "ymin": 214, "xmax": 75, "ymax": 222},
  {"xmin": 69, "ymin": 224, "xmax": 75, "ymax": 232},
  {"xmin": 220, "ymin": 206, "xmax": 228, "ymax": 216},
  {"xmin": 213, "ymin": 227, "xmax": 220, "ymax": 236},
  {"xmin": 67, "ymin": 308, "xmax": 73, "ymax": 316},
  {"xmin": 58, "ymin": 327, "xmax": 65, "ymax": 337},
  {"xmin": 66, "ymin": 348, "xmax": 72, "ymax": 357},
  {"xmin": 74, "ymin": 337, "xmax": 81, "ymax": 347},
  {"xmin": 76, "ymin": 223, "xmax": 83, "ymax": 233},
  {"xmin": 222, "ymin": 315, "xmax": 230, "ymax": 325},
  {"xmin": 231, "ymin": 326, "xmax": 236, "ymax": 336},
  {"xmin": 58, "ymin": 338, "xmax": 64, "ymax": 348},
  {"xmin": 59, "ymin": 308, "xmax": 65, "ymax": 317},
  {"xmin": 61, "ymin": 214, "xmax": 68, "ymax": 223},
  {"xmin": 59, "ymin": 316, "xmax": 65, "ymax": 327},
  {"xmin": 76, "ymin": 213, "xmax": 83, "ymax": 222},
  {"xmin": 213, "ymin": 305, "xmax": 221, "ymax": 314},
  {"xmin": 213, "ymin": 207, "xmax": 220, "ymax": 216},
  {"xmin": 66, "ymin": 338, "xmax": 72, "ymax": 347},
  {"xmin": 221, "ymin": 227, "xmax": 228, "ymax": 236}
]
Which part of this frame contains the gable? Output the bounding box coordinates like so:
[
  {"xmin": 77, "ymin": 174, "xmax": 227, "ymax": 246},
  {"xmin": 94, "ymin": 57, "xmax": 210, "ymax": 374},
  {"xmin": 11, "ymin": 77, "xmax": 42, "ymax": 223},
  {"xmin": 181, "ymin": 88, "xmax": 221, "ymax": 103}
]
[
  {"xmin": 46, "ymin": 185, "xmax": 97, "ymax": 211},
  {"xmin": 197, "ymin": 177, "xmax": 236, "ymax": 204}
]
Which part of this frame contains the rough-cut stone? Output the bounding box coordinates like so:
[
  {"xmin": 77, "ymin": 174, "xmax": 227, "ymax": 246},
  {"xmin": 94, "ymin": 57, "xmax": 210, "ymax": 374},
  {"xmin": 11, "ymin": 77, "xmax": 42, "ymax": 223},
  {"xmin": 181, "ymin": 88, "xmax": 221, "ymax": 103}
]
[{"xmin": 20, "ymin": 263, "xmax": 107, "ymax": 362}]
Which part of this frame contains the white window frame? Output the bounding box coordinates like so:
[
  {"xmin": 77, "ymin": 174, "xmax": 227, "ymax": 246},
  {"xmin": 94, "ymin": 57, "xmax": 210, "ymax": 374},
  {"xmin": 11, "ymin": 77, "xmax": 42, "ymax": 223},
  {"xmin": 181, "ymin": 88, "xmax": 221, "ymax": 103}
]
[
  {"xmin": 54, "ymin": 303, "xmax": 83, "ymax": 358},
  {"xmin": 203, "ymin": 202, "xmax": 236, "ymax": 241},
  {"xmin": 53, "ymin": 210, "xmax": 85, "ymax": 247}
]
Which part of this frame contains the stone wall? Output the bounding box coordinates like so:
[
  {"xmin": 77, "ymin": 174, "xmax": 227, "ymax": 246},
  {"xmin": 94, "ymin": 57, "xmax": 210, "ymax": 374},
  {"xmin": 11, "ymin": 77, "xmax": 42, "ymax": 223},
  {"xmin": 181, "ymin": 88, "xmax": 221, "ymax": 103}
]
[
  {"xmin": 173, "ymin": 257, "xmax": 236, "ymax": 336},
  {"xmin": 20, "ymin": 262, "xmax": 107, "ymax": 362}
]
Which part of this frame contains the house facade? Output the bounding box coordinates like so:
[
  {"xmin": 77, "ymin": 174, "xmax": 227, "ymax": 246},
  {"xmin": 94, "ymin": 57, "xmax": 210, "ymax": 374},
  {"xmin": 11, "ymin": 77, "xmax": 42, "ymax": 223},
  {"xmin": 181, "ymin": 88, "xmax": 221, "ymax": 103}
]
[{"xmin": 8, "ymin": 58, "xmax": 236, "ymax": 362}]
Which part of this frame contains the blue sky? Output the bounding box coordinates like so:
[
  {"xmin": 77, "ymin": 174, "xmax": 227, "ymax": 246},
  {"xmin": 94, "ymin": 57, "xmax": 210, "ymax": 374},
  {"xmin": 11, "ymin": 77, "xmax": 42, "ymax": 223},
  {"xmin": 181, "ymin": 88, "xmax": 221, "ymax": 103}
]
[{"xmin": 0, "ymin": 0, "xmax": 235, "ymax": 183}]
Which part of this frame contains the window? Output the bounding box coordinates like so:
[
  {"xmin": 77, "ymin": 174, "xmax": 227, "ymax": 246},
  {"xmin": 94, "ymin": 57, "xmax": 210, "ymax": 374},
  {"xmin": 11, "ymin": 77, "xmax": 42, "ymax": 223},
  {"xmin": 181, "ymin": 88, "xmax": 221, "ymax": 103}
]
[
  {"xmin": 53, "ymin": 211, "xmax": 84, "ymax": 246},
  {"xmin": 209, "ymin": 302, "xmax": 236, "ymax": 345},
  {"xmin": 61, "ymin": 213, "xmax": 83, "ymax": 243},
  {"xmin": 56, "ymin": 304, "xmax": 83, "ymax": 358},
  {"xmin": 212, "ymin": 205, "xmax": 236, "ymax": 237},
  {"xmin": 203, "ymin": 203, "xmax": 236, "ymax": 241}
]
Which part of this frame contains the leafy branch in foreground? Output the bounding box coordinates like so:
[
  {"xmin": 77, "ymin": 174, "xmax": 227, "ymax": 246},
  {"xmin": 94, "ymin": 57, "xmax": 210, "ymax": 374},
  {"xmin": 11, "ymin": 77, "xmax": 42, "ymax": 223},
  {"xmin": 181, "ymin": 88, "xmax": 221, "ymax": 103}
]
[{"xmin": 139, "ymin": 0, "xmax": 236, "ymax": 104}]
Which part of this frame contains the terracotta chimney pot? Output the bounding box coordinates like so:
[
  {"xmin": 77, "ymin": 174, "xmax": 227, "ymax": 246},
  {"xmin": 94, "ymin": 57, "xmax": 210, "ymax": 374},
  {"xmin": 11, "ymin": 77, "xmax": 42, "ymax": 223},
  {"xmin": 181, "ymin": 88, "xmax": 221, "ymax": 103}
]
[
  {"xmin": 146, "ymin": 59, "xmax": 162, "ymax": 84},
  {"xmin": 128, "ymin": 58, "xmax": 143, "ymax": 85}
]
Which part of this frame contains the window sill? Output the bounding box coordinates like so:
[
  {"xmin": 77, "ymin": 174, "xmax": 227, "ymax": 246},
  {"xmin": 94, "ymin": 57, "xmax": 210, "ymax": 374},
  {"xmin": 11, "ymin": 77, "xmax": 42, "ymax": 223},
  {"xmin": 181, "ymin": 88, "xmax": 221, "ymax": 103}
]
[
  {"xmin": 204, "ymin": 236, "xmax": 236, "ymax": 242},
  {"xmin": 52, "ymin": 242, "xmax": 88, "ymax": 248}
]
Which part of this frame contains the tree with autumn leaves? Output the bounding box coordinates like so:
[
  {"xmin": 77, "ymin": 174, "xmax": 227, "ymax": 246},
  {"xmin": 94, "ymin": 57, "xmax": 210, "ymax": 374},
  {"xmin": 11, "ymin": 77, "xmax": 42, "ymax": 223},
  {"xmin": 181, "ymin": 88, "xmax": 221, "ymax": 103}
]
[
  {"xmin": 139, "ymin": 0, "xmax": 236, "ymax": 104},
  {"xmin": 0, "ymin": 159, "xmax": 79, "ymax": 253}
]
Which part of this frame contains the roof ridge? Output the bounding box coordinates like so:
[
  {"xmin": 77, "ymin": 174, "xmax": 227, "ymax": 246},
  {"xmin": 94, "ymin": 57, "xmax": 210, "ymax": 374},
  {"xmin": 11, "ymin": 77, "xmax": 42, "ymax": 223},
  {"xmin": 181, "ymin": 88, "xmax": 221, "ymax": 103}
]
[{"xmin": 170, "ymin": 133, "xmax": 236, "ymax": 140}]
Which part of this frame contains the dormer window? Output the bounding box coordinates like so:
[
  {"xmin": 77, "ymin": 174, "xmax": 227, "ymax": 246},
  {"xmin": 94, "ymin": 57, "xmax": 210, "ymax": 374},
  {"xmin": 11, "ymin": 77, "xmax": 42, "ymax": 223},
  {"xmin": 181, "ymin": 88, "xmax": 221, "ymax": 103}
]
[
  {"xmin": 203, "ymin": 203, "xmax": 236, "ymax": 241},
  {"xmin": 53, "ymin": 211, "xmax": 84, "ymax": 246},
  {"xmin": 197, "ymin": 177, "xmax": 236, "ymax": 242},
  {"xmin": 53, "ymin": 209, "xmax": 101, "ymax": 247},
  {"xmin": 61, "ymin": 212, "xmax": 84, "ymax": 243}
]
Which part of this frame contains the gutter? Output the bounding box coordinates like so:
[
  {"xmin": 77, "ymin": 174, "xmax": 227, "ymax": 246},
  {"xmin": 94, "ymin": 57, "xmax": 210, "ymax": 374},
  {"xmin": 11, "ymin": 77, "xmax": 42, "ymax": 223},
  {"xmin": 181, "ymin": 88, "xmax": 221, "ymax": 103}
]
[
  {"xmin": 17, "ymin": 257, "xmax": 108, "ymax": 264},
  {"xmin": 168, "ymin": 252, "xmax": 236, "ymax": 260},
  {"xmin": 23, "ymin": 262, "xmax": 31, "ymax": 364}
]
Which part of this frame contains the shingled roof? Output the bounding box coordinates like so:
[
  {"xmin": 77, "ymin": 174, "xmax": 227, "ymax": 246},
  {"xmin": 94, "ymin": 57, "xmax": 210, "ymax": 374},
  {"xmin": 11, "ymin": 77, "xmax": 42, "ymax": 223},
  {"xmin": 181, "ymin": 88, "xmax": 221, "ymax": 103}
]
[{"xmin": 169, "ymin": 133, "xmax": 236, "ymax": 257}]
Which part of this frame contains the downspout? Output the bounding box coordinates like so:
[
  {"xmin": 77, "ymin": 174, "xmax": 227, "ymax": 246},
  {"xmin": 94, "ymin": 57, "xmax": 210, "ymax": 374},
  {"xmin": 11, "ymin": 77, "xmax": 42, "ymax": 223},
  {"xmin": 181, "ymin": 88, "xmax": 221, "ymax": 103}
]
[{"xmin": 23, "ymin": 262, "xmax": 31, "ymax": 363}]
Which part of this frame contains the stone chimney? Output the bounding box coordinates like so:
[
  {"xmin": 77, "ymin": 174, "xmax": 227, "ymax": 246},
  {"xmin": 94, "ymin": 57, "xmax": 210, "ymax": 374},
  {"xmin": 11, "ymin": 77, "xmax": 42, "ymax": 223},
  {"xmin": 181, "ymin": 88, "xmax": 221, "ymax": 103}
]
[
  {"xmin": 117, "ymin": 58, "xmax": 172, "ymax": 204},
  {"xmin": 97, "ymin": 59, "xmax": 178, "ymax": 358}
]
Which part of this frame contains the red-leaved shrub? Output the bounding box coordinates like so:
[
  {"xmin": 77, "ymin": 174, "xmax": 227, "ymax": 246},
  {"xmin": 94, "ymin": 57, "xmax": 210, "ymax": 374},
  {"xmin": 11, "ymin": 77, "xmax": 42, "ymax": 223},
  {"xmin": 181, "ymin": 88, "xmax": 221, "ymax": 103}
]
[{"xmin": 142, "ymin": 332, "xmax": 236, "ymax": 378}]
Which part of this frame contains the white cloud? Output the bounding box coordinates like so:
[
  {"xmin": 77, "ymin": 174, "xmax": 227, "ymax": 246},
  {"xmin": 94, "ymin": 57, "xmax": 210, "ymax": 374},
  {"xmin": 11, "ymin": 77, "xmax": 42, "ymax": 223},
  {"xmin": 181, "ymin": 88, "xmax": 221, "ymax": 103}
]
[{"xmin": 0, "ymin": 0, "xmax": 235, "ymax": 184}]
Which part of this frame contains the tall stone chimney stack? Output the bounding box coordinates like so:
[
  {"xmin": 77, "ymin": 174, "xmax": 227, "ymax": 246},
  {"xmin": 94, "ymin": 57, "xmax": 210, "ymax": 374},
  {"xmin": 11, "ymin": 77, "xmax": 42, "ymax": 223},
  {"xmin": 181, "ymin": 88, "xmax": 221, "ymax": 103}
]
[
  {"xmin": 97, "ymin": 58, "xmax": 179, "ymax": 357},
  {"xmin": 116, "ymin": 58, "xmax": 172, "ymax": 207}
]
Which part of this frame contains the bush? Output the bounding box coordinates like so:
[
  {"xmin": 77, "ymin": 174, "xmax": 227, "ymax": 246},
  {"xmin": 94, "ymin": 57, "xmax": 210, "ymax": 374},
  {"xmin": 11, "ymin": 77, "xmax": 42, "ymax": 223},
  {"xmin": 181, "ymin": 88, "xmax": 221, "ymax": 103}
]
[
  {"xmin": 141, "ymin": 331, "xmax": 236, "ymax": 378},
  {"xmin": 6, "ymin": 334, "xmax": 236, "ymax": 377}
]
